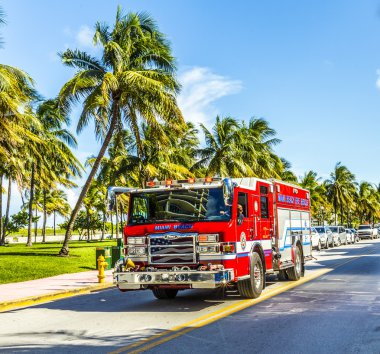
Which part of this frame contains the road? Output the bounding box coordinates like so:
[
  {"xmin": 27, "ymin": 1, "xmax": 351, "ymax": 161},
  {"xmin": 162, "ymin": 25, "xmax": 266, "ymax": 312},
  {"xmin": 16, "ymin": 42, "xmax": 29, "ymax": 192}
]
[{"xmin": 0, "ymin": 240, "xmax": 379, "ymax": 353}]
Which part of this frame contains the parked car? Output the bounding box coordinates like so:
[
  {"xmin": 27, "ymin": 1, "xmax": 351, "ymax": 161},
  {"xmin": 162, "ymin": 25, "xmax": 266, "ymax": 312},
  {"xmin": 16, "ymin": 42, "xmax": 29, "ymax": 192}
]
[
  {"xmin": 345, "ymin": 228, "xmax": 355, "ymax": 244},
  {"xmin": 314, "ymin": 226, "xmax": 333, "ymax": 249},
  {"xmin": 357, "ymin": 224, "xmax": 378, "ymax": 240},
  {"xmin": 311, "ymin": 227, "xmax": 323, "ymax": 251},
  {"xmin": 350, "ymin": 228, "xmax": 360, "ymax": 242},
  {"xmin": 328, "ymin": 226, "xmax": 347, "ymax": 246}
]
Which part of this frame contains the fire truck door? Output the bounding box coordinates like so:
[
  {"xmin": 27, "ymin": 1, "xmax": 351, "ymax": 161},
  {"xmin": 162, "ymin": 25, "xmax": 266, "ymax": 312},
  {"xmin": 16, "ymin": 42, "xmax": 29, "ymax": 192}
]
[
  {"xmin": 257, "ymin": 183, "xmax": 273, "ymax": 241},
  {"xmin": 236, "ymin": 192, "xmax": 251, "ymax": 253}
]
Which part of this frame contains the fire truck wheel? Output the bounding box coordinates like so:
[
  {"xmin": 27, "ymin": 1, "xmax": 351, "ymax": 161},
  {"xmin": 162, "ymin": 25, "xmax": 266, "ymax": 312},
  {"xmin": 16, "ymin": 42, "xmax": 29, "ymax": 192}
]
[
  {"xmin": 237, "ymin": 253, "xmax": 264, "ymax": 299},
  {"xmin": 287, "ymin": 246, "xmax": 302, "ymax": 281},
  {"xmin": 152, "ymin": 288, "xmax": 178, "ymax": 299}
]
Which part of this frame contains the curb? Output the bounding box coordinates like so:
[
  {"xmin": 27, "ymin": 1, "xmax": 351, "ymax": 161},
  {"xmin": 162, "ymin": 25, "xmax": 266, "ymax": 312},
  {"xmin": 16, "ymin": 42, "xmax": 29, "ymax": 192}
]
[{"xmin": 0, "ymin": 282, "xmax": 114, "ymax": 313}]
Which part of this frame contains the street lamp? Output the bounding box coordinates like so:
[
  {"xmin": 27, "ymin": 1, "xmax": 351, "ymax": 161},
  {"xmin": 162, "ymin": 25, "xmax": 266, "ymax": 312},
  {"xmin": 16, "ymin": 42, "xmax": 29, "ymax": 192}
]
[{"xmin": 320, "ymin": 206, "xmax": 325, "ymax": 226}]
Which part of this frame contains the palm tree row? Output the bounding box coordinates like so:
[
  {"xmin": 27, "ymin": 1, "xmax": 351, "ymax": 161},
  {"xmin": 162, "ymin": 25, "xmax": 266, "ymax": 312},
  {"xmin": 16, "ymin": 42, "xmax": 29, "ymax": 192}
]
[
  {"xmin": 1, "ymin": 6, "xmax": 379, "ymax": 256},
  {"xmin": 0, "ymin": 7, "xmax": 81, "ymax": 246},
  {"xmin": 299, "ymin": 163, "xmax": 380, "ymax": 227}
]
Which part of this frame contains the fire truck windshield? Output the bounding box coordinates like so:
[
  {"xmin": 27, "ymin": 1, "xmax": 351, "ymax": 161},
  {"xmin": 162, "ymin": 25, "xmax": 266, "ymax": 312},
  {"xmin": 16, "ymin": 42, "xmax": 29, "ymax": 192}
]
[{"xmin": 128, "ymin": 187, "xmax": 231, "ymax": 224}]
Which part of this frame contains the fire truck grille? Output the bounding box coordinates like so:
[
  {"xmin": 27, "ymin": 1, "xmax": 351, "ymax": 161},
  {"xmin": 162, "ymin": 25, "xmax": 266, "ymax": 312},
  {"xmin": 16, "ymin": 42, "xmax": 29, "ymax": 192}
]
[{"xmin": 148, "ymin": 233, "xmax": 197, "ymax": 264}]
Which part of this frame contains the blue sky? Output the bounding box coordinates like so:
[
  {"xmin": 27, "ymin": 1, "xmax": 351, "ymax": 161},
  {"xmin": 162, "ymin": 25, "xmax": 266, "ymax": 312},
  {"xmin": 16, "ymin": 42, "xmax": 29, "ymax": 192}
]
[{"xmin": 2, "ymin": 1, "xmax": 380, "ymax": 224}]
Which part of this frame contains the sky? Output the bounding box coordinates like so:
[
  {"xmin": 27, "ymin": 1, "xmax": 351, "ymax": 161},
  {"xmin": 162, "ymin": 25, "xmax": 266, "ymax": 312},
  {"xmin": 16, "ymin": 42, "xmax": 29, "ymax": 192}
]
[{"xmin": 2, "ymin": 0, "xmax": 380, "ymax": 226}]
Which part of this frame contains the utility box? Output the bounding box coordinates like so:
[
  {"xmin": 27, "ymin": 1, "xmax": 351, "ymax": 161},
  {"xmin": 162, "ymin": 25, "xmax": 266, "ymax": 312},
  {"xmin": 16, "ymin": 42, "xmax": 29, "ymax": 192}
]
[
  {"xmin": 112, "ymin": 246, "xmax": 123, "ymax": 267},
  {"xmin": 96, "ymin": 247, "xmax": 112, "ymax": 270}
]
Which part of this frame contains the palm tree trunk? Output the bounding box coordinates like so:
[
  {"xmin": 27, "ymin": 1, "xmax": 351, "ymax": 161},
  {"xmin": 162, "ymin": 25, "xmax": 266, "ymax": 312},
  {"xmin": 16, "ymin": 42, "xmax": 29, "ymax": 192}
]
[
  {"xmin": 34, "ymin": 207, "xmax": 38, "ymax": 243},
  {"xmin": 111, "ymin": 212, "xmax": 114, "ymax": 238},
  {"xmin": 59, "ymin": 102, "xmax": 119, "ymax": 256},
  {"xmin": 87, "ymin": 209, "xmax": 90, "ymax": 242},
  {"xmin": 42, "ymin": 190, "xmax": 47, "ymax": 243},
  {"xmin": 0, "ymin": 174, "xmax": 3, "ymax": 246},
  {"xmin": 101, "ymin": 211, "xmax": 106, "ymax": 240},
  {"xmin": 129, "ymin": 108, "xmax": 145, "ymax": 188},
  {"xmin": 27, "ymin": 162, "xmax": 35, "ymax": 247},
  {"xmin": 53, "ymin": 210, "xmax": 56, "ymax": 236},
  {"xmin": 2, "ymin": 177, "xmax": 12, "ymax": 242}
]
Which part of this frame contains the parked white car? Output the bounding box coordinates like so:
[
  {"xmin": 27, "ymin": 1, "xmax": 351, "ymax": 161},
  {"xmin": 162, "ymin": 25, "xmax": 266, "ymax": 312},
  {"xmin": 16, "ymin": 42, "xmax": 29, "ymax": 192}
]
[
  {"xmin": 314, "ymin": 226, "xmax": 333, "ymax": 249},
  {"xmin": 329, "ymin": 226, "xmax": 347, "ymax": 246},
  {"xmin": 357, "ymin": 225, "xmax": 378, "ymax": 240},
  {"xmin": 311, "ymin": 227, "xmax": 322, "ymax": 251},
  {"xmin": 345, "ymin": 228, "xmax": 355, "ymax": 244}
]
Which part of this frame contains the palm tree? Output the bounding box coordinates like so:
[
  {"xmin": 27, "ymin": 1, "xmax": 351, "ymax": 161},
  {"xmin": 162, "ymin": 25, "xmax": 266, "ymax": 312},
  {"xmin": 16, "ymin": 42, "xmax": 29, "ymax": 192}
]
[
  {"xmin": 46, "ymin": 189, "xmax": 71, "ymax": 236},
  {"xmin": 299, "ymin": 170, "xmax": 328, "ymax": 221},
  {"xmin": 324, "ymin": 162, "xmax": 357, "ymax": 225},
  {"xmin": 58, "ymin": 8, "xmax": 183, "ymax": 256},
  {"xmin": 238, "ymin": 117, "xmax": 282, "ymax": 179},
  {"xmin": 194, "ymin": 116, "xmax": 247, "ymax": 177},
  {"xmin": 278, "ymin": 158, "xmax": 297, "ymax": 183},
  {"xmin": 355, "ymin": 182, "xmax": 379, "ymax": 224}
]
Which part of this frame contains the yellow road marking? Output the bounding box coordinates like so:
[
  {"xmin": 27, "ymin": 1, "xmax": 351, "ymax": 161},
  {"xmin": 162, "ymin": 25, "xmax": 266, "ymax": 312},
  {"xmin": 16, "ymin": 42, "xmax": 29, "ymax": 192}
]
[{"xmin": 110, "ymin": 268, "xmax": 331, "ymax": 354}]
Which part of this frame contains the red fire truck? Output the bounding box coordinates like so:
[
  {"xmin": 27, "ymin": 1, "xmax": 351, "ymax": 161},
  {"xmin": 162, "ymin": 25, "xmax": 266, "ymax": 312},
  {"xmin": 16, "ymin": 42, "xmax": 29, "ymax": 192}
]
[{"xmin": 110, "ymin": 177, "xmax": 312, "ymax": 299}]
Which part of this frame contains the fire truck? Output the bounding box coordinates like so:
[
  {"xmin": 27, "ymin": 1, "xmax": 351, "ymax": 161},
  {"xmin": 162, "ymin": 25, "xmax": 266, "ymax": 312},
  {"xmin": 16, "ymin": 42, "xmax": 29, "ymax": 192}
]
[{"xmin": 109, "ymin": 177, "xmax": 312, "ymax": 299}]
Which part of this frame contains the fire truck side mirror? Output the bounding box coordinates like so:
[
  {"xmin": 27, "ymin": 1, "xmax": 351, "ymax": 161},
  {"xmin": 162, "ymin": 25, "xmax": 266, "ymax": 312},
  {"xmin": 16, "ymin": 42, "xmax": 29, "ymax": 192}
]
[
  {"xmin": 107, "ymin": 190, "xmax": 116, "ymax": 211},
  {"xmin": 223, "ymin": 178, "xmax": 235, "ymax": 206}
]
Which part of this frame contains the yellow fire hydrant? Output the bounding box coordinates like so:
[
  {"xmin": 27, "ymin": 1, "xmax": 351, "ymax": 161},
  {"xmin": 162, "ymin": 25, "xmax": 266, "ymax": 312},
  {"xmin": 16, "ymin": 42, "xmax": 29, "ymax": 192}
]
[{"xmin": 97, "ymin": 255, "xmax": 108, "ymax": 283}]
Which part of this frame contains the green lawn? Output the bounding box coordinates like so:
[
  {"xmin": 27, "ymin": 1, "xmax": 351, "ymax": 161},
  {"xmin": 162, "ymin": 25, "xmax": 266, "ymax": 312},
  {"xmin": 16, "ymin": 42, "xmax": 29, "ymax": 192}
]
[
  {"xmin": 0, "ymin": 240, "xmax": 117, "ymax": 284},
  {"xmin": 9, "ymin": 228, "xmax": 67, "ymax": 236}
]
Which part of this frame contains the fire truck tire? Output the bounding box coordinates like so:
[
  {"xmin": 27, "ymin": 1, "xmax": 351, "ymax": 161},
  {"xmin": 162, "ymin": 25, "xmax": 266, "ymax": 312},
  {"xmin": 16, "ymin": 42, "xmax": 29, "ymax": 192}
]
[
  {"xmin": 152, "ymin": 288, "xmax": 178, "ymax": 299},
  {"xmin": 237, "ymin": 253, "xmax": 264, "ymax": 299},
  {"xmin": 287, "ymin": 246, "xmax": 302, "ymax": 281}
]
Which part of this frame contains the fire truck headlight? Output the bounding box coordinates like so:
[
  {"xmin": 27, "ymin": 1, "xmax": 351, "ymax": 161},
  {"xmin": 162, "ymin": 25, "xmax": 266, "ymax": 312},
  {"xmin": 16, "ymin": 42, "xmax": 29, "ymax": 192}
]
[
  {"xmin": 198, "ymin": 234, "xmax": 219, "ymax": 242},
  {"xmin": 128, "ymin": 246, "xmax": 147, "ymax": 256},
  {"xmin": 127, "ymin": 237, "xmax": 146, "ymax": 245},
  {"xmin": 198, "ymin": 244, "xmax": 220, "ymax": 254}
]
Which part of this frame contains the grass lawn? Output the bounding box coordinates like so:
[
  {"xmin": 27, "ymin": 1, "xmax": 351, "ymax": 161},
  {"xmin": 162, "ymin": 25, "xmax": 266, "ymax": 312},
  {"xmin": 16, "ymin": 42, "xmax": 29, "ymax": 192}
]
[
  {"xmin": 0, "ymin": 240, "xmax": 118, "ymax": 284},
  {"xmin": 9, "ymin": 228, "xmax": 67, "ymax": 236}
]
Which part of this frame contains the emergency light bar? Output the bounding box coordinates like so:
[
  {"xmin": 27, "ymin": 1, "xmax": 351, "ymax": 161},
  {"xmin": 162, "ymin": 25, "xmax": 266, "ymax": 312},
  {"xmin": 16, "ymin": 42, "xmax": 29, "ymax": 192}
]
[{"xmin": 145, "ymin": 177, "xmax": 222, "ymax": 188}]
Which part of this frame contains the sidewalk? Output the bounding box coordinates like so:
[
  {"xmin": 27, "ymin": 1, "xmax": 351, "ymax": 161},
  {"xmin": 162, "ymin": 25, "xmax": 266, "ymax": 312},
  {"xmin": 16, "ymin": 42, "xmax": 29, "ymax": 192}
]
[{"xmin": 0, "ymin": 269, "xmax": 114, "ymax": 312}]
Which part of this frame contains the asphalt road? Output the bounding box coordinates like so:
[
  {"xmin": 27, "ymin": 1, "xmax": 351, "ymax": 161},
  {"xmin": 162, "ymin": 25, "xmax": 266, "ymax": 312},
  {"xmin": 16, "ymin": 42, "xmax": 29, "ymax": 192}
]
[{"xmin": 0, "ymin": 240, "xmax": 379, "ymax": 354}]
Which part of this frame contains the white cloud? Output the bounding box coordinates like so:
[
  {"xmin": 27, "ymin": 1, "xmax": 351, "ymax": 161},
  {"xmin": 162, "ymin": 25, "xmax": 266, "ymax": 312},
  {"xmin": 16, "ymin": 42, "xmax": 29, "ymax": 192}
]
[
  {"xmin": 376, "ymin": 70, "xmax": 380, "ymax": 90},
  {"xmin": 178, "ymin": 67, "xmax": 242, "ymax": 128},
  {"xmin": 76, "ymin": 25, "xmax": 94, "ymax": 48}
]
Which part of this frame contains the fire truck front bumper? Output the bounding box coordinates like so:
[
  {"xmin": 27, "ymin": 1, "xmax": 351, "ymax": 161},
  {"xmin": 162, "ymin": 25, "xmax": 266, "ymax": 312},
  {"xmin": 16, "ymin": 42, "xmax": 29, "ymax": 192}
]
[{"xmin": 113, "ymin": 269, "xmax": 234, "ymax": 290}]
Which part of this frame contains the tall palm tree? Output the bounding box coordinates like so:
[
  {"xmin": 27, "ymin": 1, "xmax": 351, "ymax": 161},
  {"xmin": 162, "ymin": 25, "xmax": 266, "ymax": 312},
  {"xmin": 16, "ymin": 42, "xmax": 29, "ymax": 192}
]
[
  {"xmin": 58, "ymin": 8, "xmax": 183, "ymax": 256},
  {"xmin": 355, "ymin": 182, "xmax": 379, "ymax": 224},
  {"xmin": 238, "ymin": 117, "xmax": 282, "ymax": 179},
  {"xmin": 299, "ymin": 170, "xmax": 328, "ymax": 220},
  {"xmin": 46, "ymin": 189, "xmax": 71, "ymax": 236},
  {"xmin": 324, "ymin": 162, "xmax": 357, "ymax": 225},
  {"xmin": 194, "ymin": 116, "xmax": 247, "ymax": 177},
  {"xmin": 278, "ymin": 158, "xmax": 297, "ymax": 183}
]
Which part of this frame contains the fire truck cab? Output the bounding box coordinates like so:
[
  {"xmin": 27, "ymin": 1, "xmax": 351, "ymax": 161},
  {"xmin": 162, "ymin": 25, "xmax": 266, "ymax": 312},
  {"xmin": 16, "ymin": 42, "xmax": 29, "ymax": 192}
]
[{"xmin": 110, "ymin": 177, "xmax": 312, "ymax": 299}]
